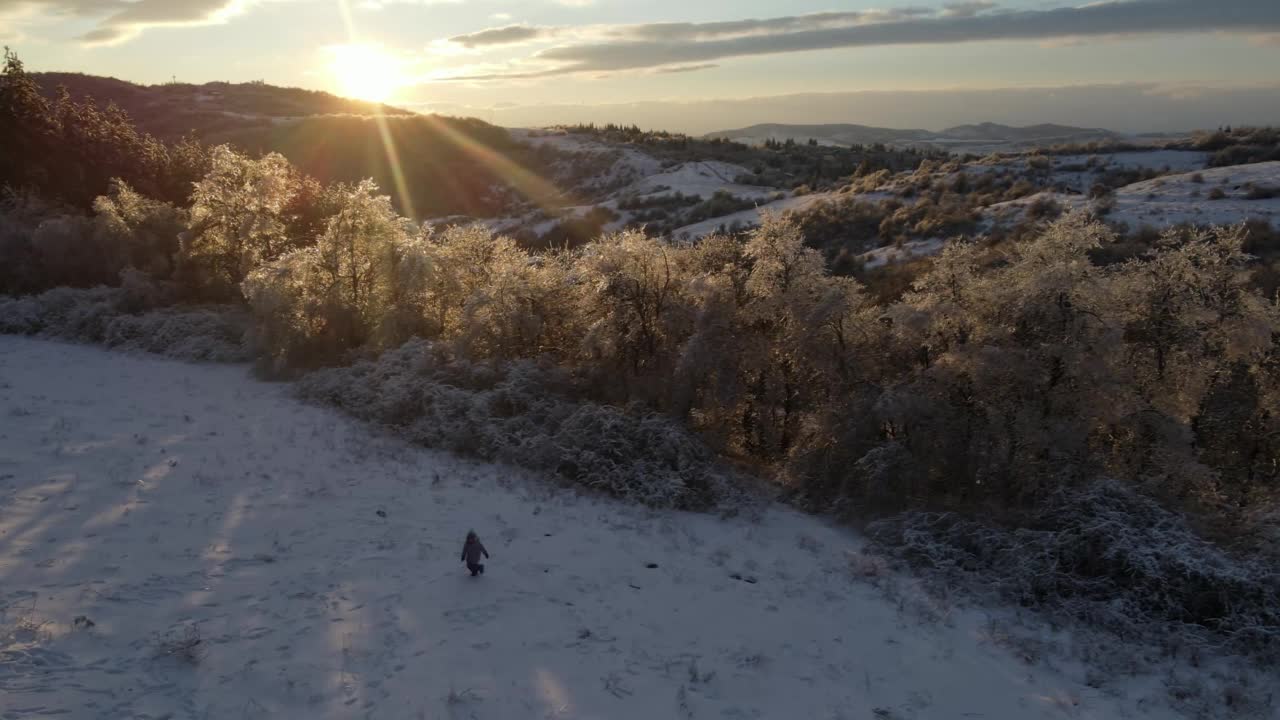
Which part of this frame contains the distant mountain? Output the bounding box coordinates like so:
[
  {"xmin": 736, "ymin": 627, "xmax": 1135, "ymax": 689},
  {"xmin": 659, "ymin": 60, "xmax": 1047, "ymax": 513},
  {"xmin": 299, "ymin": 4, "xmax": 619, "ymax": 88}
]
[
  {"xmin": 705, "ymin": 123, "xmax": 933, "ymax": 147},
  {"xmin": 706, "ymin": 121, "xmax": 1122, "ymax": 151},
  {"xmin": 32, "ymin": 72, "xmax": 409, "ymax": 140},
  {"xmin": 939, "ymin": 122, "xmax": 1118, "ymax": 143}
]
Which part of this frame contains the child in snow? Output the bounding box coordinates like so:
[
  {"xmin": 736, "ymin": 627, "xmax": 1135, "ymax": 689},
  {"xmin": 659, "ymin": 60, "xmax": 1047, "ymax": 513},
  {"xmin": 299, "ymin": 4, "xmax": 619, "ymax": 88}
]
[{"xmin": 461, "ymin": 530, "xmax": 489, "ymax": 576}]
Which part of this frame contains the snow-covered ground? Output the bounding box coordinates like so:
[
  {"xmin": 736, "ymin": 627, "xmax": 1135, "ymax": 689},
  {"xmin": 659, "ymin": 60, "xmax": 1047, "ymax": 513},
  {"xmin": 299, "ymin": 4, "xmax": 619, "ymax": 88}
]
[
  {"xmin": 0, "ymin": 337, "xmax": 1176, "ymax": 719},
  {"xmin": 1035, "ymin": 150, "xmax": 1210, "ymax": 194},
  {"xmin": 859, "ymin": 238, "xmax": 946, "ymax": 269},
  {"xmin": 1051, "ymin": 150, "xmax": 1208, "ymax": 173},
  {"xmin": 621, "ymin": 161, "xmax": 778, "ymax": 202},
  {"xmin": 672, "ymin": 193, "xmax": 832, "ymax": 239},
  {"xmin": 511, "ymin": 128, "xmax": 663, "ymax": 193},
  {"xmin": 988, "ymin": 161, "xmax": 1280, "ymax": 230}
]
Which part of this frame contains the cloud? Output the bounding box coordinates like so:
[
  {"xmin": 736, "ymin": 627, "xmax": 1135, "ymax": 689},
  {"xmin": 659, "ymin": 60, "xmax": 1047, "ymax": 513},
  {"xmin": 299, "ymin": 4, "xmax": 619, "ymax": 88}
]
[
  {"xmin": 448, "ymin": 24, "xmax": 551, "ymax": 48},
  {"xmin": 439, "ymin": 0, "xmax": 1280, "ymax": 80},
  {"xmin": 654, "ymin": 63, "xmax": 718, "ymax": 74},
  {"xmin": 615, "ymin": 9, "xmax": 936, "ymax": 43},
  {"xmin": 0, "ymin": 0, "xmax": 252, "ymax": 45},
  {"xmin": 941, "ymin": 1, "xmax": 997, "ymax": 18}
]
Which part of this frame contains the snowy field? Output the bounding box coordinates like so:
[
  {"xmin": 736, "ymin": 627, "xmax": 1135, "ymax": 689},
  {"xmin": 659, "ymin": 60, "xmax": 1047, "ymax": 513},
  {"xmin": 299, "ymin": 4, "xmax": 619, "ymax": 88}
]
[{"xmin": 1, "ymin": 337, "xmax": 1178, "ymax": 719}]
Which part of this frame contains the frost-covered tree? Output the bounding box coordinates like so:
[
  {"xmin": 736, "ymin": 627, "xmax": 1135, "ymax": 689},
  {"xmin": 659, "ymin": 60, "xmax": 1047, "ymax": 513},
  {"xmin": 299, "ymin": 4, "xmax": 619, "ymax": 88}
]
[
  {"xmin": 92, "ymin": 180, "xmax": 187, "ymax": 280},
  {"xmin": 736, "ymin": 214, "xmax": 839, "ymax": 456},
  {"xmin": 574, "ymin": 230, "xmax": 688, "ymax": 383},
  {"xmin": 184, "ymin": 146, "xmax": 295, "ymax": 297},
  {"xmin": 423, "ymin": 224, "xmax": 525, "ymax": 338},
  {"xmin": 243, "ymin": 180, "xmax": 419, "ymax": 369},
  {"xmin": 455, "ymin": 244, "xmax": 574, "ymax": 359}
]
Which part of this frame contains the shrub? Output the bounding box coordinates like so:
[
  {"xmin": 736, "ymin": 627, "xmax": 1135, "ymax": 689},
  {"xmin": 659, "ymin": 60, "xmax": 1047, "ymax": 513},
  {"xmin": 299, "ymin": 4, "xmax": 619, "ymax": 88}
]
[
  {"xmin": 295, "ymin": 340, "xmax": 742, "ymax": 510},
  {"xmin": 868, "ymin": 479, "xmax": 1280, "ymax": 662},
  {"xmin": 1244, "ymin": 184, "xmax": 1279, "ymax": 200},
  {"xmin": 102, "ymin": 307, "xmax": 252, "ymax": 362},
  {"xmin": 1208, "ymin": 187, "xmax": 1227, "ymax": 200},
  {"xmin": 0, "ymin": 284, "xmax": 250, "ymax": 361},
  {"xmin": 0, "ymin": 285, "xmax": 122, "ymax": 341},
  {"xmin": 1026, "ymin": 155, "xmax": 1051, "ymax": 171},
  {"xmin": 533, "ymin": 205, "xmax": 620, "ymax": 250},
  {"xmin": 680, "ymin": 191, "xmax": 758, "ymax": 225},
  {"xmin": 1025, "ymin": 195, "xmax": 1063, "ymax": 221},
  {"xmin": 615, "ymin": 191, "xmax": 701, "ymax": 212}
]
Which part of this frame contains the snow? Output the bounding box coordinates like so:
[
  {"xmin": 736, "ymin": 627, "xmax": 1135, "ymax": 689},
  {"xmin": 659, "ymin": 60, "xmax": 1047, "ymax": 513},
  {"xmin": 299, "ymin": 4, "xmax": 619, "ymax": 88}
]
[
  {"xmin": 510, "ymin": 129, "xmax": 664, "ymax": 193},
  {"xmin": 621, "ymin": 161, "xmax": 777, "ymax": 202},
  {"xmin": 1033, "ymin": 150, "xmax": 1210, "ymax": 194},
  {"xmin": 0, "ymin": 336, "xmax": 1178, "ymax": 719},
  {"xmin": 859, "ymin": 238, "xmax": 946, "ymax": 269},
  {"xmin": 986, "ymin": 161, "xmax": 1280, "ymax": 230},
  {"xmin": 1050, "ymin": 150, "xmax": 1209, "ymax": 174},
  {"xmin": 1103, "ymin": 161, "xmax": 1280, "ymax": 228},
  {"xmin": 672, "ymin": 193, "xmax": 834, "ymax": 239}
]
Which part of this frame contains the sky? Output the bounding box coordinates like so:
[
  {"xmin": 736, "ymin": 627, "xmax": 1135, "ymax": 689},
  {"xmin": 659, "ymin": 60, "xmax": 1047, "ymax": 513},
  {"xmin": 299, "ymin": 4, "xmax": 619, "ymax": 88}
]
[{"xmin": 4, "ymin": 0, "xmax": 1280, "ymax": 133}]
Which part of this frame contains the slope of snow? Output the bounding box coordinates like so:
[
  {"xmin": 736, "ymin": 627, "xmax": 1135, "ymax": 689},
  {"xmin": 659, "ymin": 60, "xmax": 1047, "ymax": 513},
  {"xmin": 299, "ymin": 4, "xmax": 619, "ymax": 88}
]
[
  {"xmin": 1035, "ymin": 150, "xmax": 1210, "ymax": 194},
  {"xmin": 0, "ymin": 337, "xmax": 1175, "ymax": 719},
  {"xmin": 860, "ymin": 238, "xmax": 946, "ymax": 269},
  {"xmin": 987, "ymin": 161, "xmax": 1280, "ymax": 230},
  {"xmin": 621, "ymin": 161, "xmax": 778, "ymax": 202},
  {"xmin": 1104, "ymin": 162, "xmax": 1280, "ymax": 228},
  {"xmin": 672, "ymin": 193, "xmax": 833, "ymax": 239},
  {"xmin": 510, "ymin": 129, "xmax": 663, "ymax": 193},
  {"xmin": 1051, "ymin": 150, "xmax": 1208, "ymax": 173}
]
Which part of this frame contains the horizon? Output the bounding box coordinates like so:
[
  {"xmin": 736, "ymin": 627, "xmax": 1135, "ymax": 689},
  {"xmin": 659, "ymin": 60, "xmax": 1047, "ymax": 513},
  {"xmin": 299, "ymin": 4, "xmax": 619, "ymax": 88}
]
[{"xmin": 4, "ymin": 0, "xmax": 1280, "ymax": 134}]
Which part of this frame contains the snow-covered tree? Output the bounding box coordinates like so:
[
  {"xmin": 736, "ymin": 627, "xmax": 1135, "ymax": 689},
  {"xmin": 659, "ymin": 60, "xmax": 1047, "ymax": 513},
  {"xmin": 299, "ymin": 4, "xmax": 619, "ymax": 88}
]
[{"xmin": 184, "ymin": 145, "xmax": 294, "ymax": 297}]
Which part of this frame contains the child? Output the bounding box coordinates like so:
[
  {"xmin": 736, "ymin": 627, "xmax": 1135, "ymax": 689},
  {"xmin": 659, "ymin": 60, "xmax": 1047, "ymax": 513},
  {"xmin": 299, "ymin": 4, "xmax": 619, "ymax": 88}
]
[{"xmin": 461, "ymin": 530, "xmax": 489, "ymax": 576}]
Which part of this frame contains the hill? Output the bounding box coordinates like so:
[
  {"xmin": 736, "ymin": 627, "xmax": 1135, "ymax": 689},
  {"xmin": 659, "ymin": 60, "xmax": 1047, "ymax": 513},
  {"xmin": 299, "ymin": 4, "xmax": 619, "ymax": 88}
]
[
  {"xmin": 940, "ymin": 121, "xmax": 1117, "ymax": 143},
  {"xmin": 706, "ymin": 121, "xmax": 1122, "ymax": 151},
  {"xmin": 0, "ymin": 334, "xmax": 1185, "ymax": 720},
  {"xmin": 32, "ymin": 72, "xmax": 407, "ymax": 139},
  {"xmin": 704, "ymin": 123, "xmax": 933, "ymax": 147},
  {"xmin": 28, "ymin": 72, "xmax": 568, "ymax": 220}
]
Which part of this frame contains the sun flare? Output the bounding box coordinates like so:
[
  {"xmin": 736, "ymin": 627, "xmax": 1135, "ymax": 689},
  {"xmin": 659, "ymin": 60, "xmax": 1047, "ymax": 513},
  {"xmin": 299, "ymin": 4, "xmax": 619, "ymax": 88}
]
[{"xmin": 327, "ymin": 44, "xmax": 405, "ymax": 104}]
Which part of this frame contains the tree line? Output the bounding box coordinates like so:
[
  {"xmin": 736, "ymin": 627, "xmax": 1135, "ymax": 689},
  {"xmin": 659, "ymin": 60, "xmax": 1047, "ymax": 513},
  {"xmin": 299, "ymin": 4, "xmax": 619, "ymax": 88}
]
[{"xmin": 4, "ymin": 48, "xmax": 1278, "ymax": 524}]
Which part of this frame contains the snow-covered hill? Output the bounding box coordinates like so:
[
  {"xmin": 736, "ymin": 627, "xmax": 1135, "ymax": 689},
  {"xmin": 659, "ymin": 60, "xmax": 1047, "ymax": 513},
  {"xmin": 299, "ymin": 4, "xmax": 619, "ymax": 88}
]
[
  {"xmin": 671, "ymin": 193, "xmax": 828, "ymax": 239},
  {"xmin": 703, "ymin": 122, "xmax": 1124, "ymax": 152},
  {"xmin": 989, "ymin": 161, "xmax": 1280, "ymax": 229},
  {"xmin": 0, "ymin": 337, "xmax": 1180, "ymax": 719}
]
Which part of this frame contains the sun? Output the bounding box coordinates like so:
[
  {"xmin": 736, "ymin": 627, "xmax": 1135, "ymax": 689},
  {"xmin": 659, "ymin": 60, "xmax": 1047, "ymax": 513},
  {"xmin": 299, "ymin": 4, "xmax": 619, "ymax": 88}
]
[{"xmin": 327, "ymin": 44, "xmax": 405, "ymax": 104}]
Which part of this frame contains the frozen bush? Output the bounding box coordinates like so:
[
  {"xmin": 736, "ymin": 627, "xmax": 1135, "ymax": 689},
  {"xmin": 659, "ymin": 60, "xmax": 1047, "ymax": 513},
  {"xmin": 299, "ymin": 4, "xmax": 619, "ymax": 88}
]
[
  {"xmin": 0, "ymin": 285, "xmax": 122, "ymax": 341},
  {"xmin": 0, "ymin": 284, "xmax": 250, "ymax": 361},
  {"xmin": 102, "ymin": 308, "xmax": 252, "ymax": 362},
  {"xmin": 868, "ymin": 479, "xmax": 1280, "ymax": 663},
  {"xmin": 296, "ymin": 339, "xmax": 739, "ymax": 509}
]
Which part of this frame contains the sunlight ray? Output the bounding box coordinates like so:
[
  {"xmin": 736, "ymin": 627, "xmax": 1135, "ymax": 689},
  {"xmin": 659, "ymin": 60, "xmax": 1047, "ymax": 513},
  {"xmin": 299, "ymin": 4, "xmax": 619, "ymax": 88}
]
[
  {"xmin": 335, "ymin": 0, "xmax": 417, "ymax": 219},
  {"xmin": 420, "ymin": 114, "xmax": 567, "ymax": 212}
]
